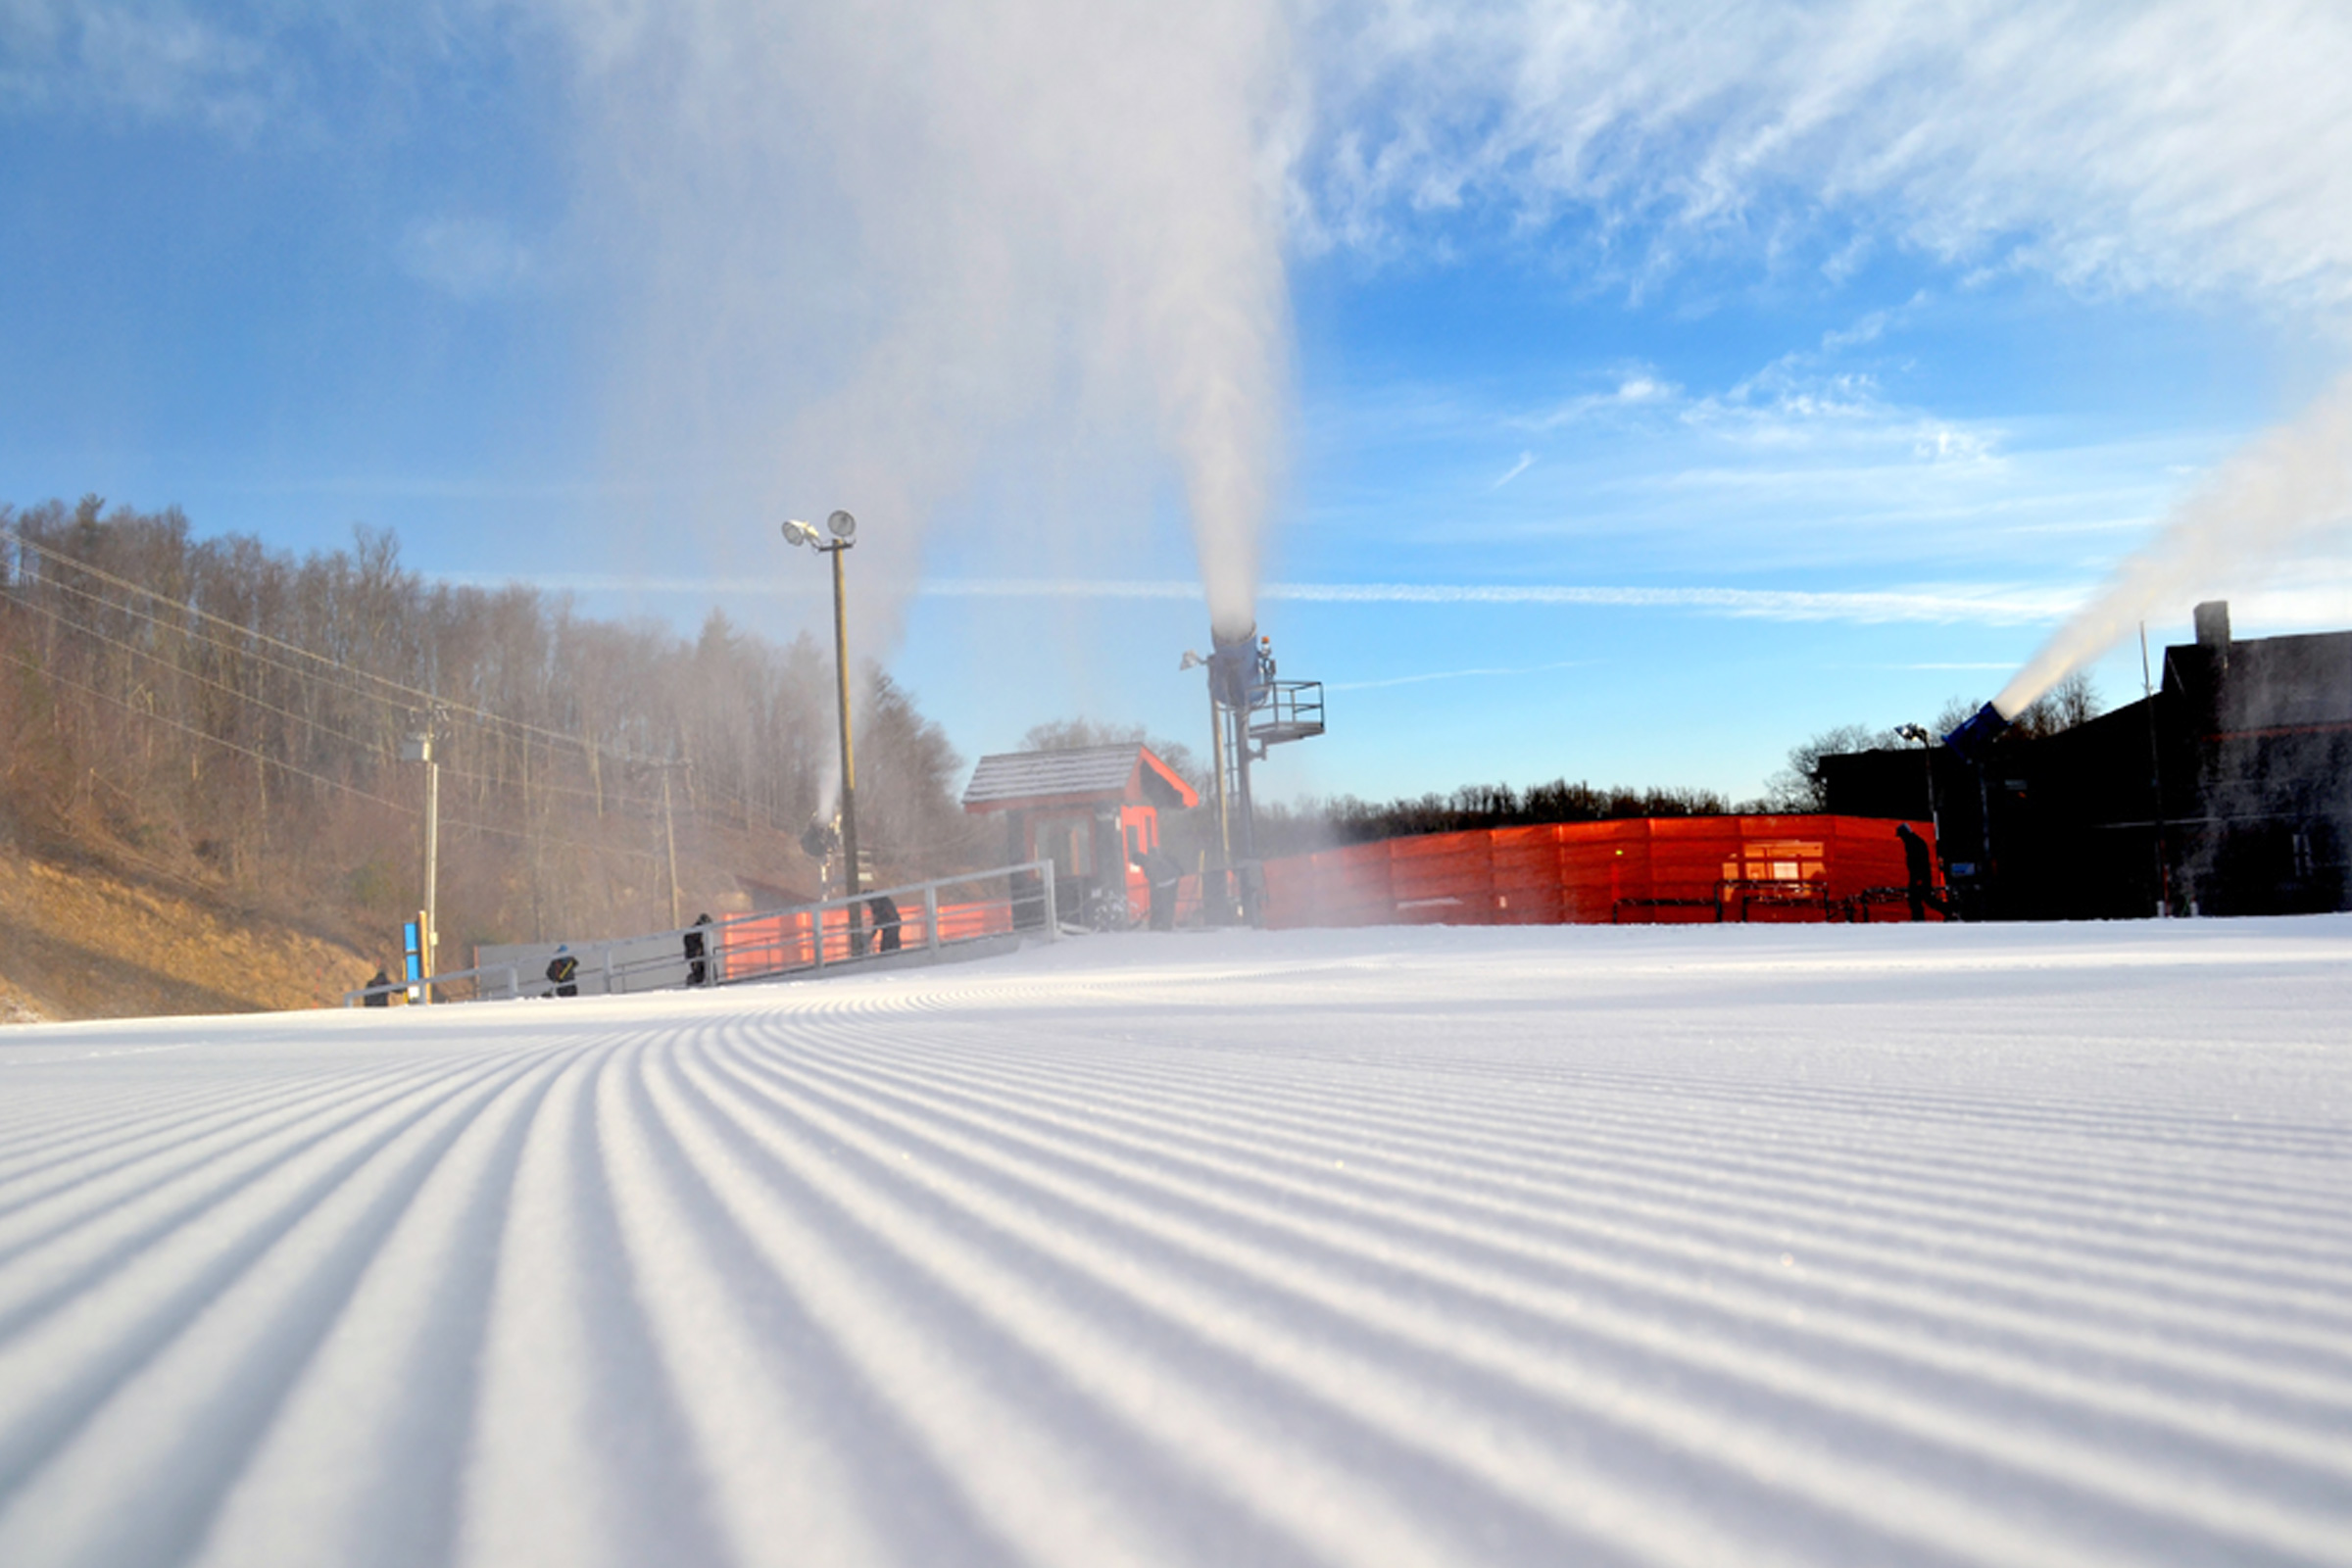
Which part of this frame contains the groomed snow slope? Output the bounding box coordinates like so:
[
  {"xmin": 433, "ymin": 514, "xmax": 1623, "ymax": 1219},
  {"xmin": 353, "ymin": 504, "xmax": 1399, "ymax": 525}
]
[{"xmin": 0, "ymin": 920, "xmax": 2347, "ymax": 1567}]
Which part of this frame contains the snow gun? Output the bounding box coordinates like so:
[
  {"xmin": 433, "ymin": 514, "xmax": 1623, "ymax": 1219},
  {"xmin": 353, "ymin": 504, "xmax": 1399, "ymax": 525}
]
[
  {"xmin": 1205, "ymin": 624, "xmax": 1263, "ymax": 713},
  {"xmin": 1940, "ymin": 701, "xmax": 2013, "ymax": 767}
]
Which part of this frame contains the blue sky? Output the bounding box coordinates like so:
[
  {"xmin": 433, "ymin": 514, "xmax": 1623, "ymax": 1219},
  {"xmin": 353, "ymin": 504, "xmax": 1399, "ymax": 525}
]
[{"xmin": 6, "ymin": 2, "xmax": 2351, "ymax": 806}]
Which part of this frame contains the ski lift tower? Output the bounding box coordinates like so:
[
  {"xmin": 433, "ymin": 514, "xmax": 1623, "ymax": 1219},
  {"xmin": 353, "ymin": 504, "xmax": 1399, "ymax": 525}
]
[{"xmin": 1183, "ymin": 625, "xmax": 1325, "ymax": 920}]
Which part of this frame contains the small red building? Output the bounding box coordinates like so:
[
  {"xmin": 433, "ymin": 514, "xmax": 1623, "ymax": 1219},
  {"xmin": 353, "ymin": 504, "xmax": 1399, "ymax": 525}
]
[{"xmin": 962, "ymin": 744, "xmax": 1200, "ymax": 923}]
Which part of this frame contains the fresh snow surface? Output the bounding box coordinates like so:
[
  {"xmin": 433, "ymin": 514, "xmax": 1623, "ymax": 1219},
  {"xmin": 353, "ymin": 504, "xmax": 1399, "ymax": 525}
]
[{"xmin": 0, "ymin": 919, "xmax": 2347, "ymax": 1568}]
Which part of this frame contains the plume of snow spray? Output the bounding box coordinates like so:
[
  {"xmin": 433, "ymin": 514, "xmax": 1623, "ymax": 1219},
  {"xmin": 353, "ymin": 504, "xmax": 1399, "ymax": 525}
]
[
  {"xmin": 543, "ymin": 0, "xmax": 1290, "ymax": 649},
  {"xmin": 1993, "ymin": 370, "xmax": 2352, "ymax": 719}
]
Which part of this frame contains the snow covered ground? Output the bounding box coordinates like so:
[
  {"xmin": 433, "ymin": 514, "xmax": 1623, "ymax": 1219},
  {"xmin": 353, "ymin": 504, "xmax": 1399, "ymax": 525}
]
[{"xmin": 0, "ymin": 918, "xmax": 2346, "ymax": 1567}]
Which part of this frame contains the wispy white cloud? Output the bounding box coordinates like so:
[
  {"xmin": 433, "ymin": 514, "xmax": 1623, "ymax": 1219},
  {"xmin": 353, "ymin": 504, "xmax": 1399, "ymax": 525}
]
[
  {"xmin": 1512, "ymin": 338, "xmax": 2005, "ymax": 474},
  {"xmin": 1298, "ymin": 0, "xmax": 2352, "ymax": 317},
  {"xmin": 397, "ymin": 216, "xmax": 537, "ymax": 300},
  {"xmin": 25, "ymin": 3, "xmax": 2351, "ymax": 327},
  {"xmin": 1522, "ymin": 370, "xmax": 1680, "ymax": 430},
  {"xmin": 0, "ymin": 1, "xmax": 288, "ymax": 130},
  {"xmin": 1490, "ymin": 451, "xmax": 1535, "ymax": 489},
  {"xmin": 1819, "ymin": 293, "xmax": 1927, "ymax": 352}
]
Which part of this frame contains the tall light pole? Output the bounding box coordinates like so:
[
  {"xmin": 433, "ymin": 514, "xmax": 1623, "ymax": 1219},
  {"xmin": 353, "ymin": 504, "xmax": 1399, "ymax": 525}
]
[
  {"xmin": 783, "ymin": 510, "xmax": 864, "ymax": 953},
  {"xmin": 1894, "ymin": 723, "xmax": 1939, "ymax": 843},
  {"xmin": 400, "ymin": 712, "xmax": 441, "ymax": 1000}
]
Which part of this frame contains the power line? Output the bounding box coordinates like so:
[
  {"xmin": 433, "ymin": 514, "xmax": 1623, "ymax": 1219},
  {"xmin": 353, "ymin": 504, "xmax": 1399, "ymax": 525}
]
[
  {"xmin": 12, "ymin": 555, "xmax": 403, "ymax": 721},
  {"xmin": 2, "ymin": 524, "xmax": 677, "ymax": 768},
  {"xmin": 2, "ymin": 522, "xmax": 798, "ymax": 829},
  {"xmin": 3, "ymin": 585, "xmax": 391, "ymax": 756},
  {"xmin": 5, "ymin": 584, "xmax": 675, "ymax": 812},
  {"xmin": 15, "ymin": 655, "xmax": 416, "ymax": 814},
  {"xmin": 13, "ymin": 657, "xmax": 666, "ymax": 865},
  {"xmin": 5, "ymin": 524, "xmax": 460, "ymax": 715}
]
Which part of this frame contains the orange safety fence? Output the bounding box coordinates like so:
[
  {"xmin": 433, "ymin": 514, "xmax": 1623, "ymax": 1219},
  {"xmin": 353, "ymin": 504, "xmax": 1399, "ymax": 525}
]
[
  {"xmin": 1258, "ymin": 815, "xmax": 1937, "ymax": 929},
  {"xmin": 935, "ymin": 899, "xmax": 1017, "ymax": 943},
  {"xmin": 712, "ymin": 897, "xmax": 1015, "ymax": 978}
]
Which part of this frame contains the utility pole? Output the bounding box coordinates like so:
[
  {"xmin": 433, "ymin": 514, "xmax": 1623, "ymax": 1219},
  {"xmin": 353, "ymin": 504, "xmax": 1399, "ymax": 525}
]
[
  {"xmin": 425, "ymin": 743, "xmax": 439, "ymax": 967},
  {"xmin": 832, "ymin": 541, "xmax": 859, "ymax": 918},
  {"xmin": 2142, "ymin": 621, "xmax": 2171, "ymax": 916},
  {"xmin": 661, "ymin": 763, "xmax": 682, "ymax": 929},
  {"xmin": 1894, "ymin": 723, "xmax": 1939, "ymax": 842}
]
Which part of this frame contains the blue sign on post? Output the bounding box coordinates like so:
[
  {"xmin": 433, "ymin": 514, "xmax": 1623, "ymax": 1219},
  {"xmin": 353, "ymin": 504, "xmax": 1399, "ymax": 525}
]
[{"xmin": 403, "ymin": 920, "xmax": 423, "ymax": 1003}]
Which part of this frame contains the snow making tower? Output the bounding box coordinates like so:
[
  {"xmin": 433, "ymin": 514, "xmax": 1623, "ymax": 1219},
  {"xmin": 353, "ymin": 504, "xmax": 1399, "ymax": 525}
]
[{"xmin": 1188, "ymin": 625, "xmax": 1325, "ymax": 918}]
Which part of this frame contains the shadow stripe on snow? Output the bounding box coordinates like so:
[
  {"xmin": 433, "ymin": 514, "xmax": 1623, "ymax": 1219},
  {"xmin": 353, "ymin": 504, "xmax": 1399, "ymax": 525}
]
[
  {"xmin": 0, "ymin": 1045, "xmax": 578, "ymax": 1566},
  {"xmin": 704, "ymin": 1022, "xmax": 2352, "ymax": 1545},
  {"xmin": 760, "ymin": 1024, "xmax": 2352, "ymax": 1343},
  {"xmin": 651, "ymin": 1025, "xmax": 1687, "ymax": 1568},
  {"xmin": 682, "ymin": 1024, "xmax": 2344, "ymax": 1568},
  {"xmin": 0, "ymin": 1045, "xmax": 559, "ymax": 1514},
  {"xmin": 753, "ymin": 1035, "xmax": 2352, "ymax": 1438},
  {"xmin": 0, "ymin": 1049, "xmax": 545, "ymax": 1343}
]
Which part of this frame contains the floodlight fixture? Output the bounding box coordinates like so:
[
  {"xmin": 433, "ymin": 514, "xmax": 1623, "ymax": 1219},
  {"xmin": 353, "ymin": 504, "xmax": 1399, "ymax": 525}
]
[{"xmin": 826, "ymin": 509, "xmax": 858, "ymax": 542}]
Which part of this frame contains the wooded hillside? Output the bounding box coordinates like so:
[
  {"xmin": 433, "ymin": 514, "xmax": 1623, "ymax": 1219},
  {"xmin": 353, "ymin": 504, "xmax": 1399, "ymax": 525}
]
[{"xmin": 1, "ymin": 498, "xmax": 984, "ymax": 976}]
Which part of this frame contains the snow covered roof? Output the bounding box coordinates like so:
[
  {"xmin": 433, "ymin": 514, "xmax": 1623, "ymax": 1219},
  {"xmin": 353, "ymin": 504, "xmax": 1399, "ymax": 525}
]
[{"xmin": 961, "ymin": 743, "xmax": 1199, "ymax": 812}]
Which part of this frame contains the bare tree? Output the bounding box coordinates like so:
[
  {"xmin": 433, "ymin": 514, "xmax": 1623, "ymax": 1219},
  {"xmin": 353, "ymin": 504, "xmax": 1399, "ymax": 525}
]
[
  {"xmin": 2009, "ymin": 671, "xmax": 2101, "ymax": 738},
  {"xmin": 1762, "ymin": 723, "xmax": 1897, "ymax": 810},
  {"xmin": 1018, "ymin": 715, "xmax": 1205, "ymax": 792}
]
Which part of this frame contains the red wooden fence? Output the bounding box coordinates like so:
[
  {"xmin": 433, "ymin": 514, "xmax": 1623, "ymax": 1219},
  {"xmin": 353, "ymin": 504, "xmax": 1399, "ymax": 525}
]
[{"xmin": 1255, "ymin": 815, "xmax": 1936, "ymax": 929}]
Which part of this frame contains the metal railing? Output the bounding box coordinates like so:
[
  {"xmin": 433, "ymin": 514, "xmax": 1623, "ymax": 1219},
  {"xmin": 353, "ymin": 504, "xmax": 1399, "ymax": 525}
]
[
  {"xmin": 1841, "ymin": 885, "xmax": 1951, "ymax": 922},
  {"xmin": 345, "ymin": 859, "xmax": 1058, "ymax": 1006},
  {"xmin": 1717, "ymin": 876, "xmax": 1830, "ymax": 921},
  {"xmin": 1611, "ymin": 877, "xmax": 1834, "ymax": 925},
  {"xmin": 344, "ymin": 962, "xmax": 524, "ymax": 1008},
  {"xmin": 1249, "ymin": 680, "xmax": 1325, "ymax": 746}
]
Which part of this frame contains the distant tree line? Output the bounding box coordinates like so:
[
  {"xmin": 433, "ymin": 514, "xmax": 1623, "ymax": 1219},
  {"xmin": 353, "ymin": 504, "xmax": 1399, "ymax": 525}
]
[
  {"xmin": 0, "ymin": 497, "xmax": 984, "ymax": 958},
  {"xmin": 1763, "ymin": 673, "xmax": 2101, "ymax": 810},
  {"xmin": 1246, "ymin": 674, "xmax": 2100, "ymax": 858},
  {"xmin": 1249, "ymin": 780, "xmax": 1732, "ymax": 859}
]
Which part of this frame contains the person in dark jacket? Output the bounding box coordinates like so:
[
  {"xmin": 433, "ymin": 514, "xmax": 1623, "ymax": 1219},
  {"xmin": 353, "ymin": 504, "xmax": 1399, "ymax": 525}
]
[
  {"xmin": 546, "ymin": 945, "xmax": 579, "ymax": 998},
  {"xmin": 1140, "ymin": 846, "xmax": 1182, "ymax": 931},
  {"xmin": 1895, "ymin": 822, "xmax": 1937, "ymax": 921},
  {"xmin": 869, "ymin": 893, "xmax": 903, "ymax": 953},
  {"xmin": 363, "ymin": 966, "xmax": 394, "ymax": 1007},
  {"xmin": 684, "ymin": 913, "xmax": 712, "ymax": 987}
]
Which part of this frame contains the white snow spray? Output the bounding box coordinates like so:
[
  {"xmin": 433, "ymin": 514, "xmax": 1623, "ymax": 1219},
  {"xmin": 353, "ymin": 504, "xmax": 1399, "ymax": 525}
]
[
  {"xmin": 542, "ymin": 0, "xmax": 1291, "ymax": 651},
  {"xmin": 1993, "ymin": 370, "xmax": 2352, "ymax": 719}
]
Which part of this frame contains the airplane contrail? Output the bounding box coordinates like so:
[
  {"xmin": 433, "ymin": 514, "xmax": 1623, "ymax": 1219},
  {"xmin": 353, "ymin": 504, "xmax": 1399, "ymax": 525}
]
[{"xmin": 440, "ymin": 573, "xmax": 2081, "ymax": 625}]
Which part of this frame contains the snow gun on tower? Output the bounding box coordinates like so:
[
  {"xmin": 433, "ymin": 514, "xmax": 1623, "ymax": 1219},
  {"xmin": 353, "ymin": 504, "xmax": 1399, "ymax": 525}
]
[
  {"xmin": 1940, "ymin": 701, "xmax": 2014, "ymax": 767},
  {"xmin": 1184, "ymin": 621, "xmax": 1326, "ymax": 922}
]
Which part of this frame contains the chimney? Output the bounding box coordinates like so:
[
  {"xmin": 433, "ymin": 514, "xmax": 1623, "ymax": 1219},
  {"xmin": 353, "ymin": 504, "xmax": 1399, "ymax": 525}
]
[{"xmin": 2193, "ymin": 600, "xmax": 2231, "ymax": 650}]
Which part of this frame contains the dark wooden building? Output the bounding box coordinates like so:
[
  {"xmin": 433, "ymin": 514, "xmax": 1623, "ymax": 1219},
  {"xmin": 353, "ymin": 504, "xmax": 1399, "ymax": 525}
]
[{"xmin": 1820, "ymin": 604, "xmax": 2352, "ymax": 920}]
